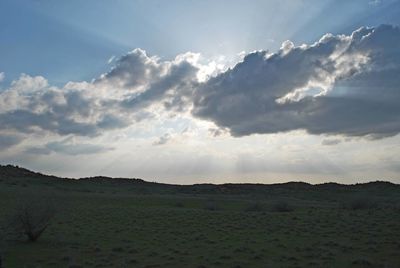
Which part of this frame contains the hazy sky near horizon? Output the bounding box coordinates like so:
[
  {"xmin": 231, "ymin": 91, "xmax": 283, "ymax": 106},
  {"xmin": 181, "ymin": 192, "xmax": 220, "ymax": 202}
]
[{"xmin": 1, "ymin": 0, "xmax": 400, "ymax": 184}]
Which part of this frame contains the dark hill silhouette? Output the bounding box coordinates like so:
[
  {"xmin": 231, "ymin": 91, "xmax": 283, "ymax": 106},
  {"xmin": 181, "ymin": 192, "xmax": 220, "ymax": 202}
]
[
  {"xmin": 0, "ymin": 164, "xmax": 398, "ymax": 197},
  {"xmin": 0, "ymin": 164, "xmax": 55, "ymax": 179}
]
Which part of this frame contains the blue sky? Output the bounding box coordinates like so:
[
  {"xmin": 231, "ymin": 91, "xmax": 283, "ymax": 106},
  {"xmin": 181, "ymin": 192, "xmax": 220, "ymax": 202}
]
[{"xmin": 1, "ymin": 0, "xmax": 400, "ymax": 183}]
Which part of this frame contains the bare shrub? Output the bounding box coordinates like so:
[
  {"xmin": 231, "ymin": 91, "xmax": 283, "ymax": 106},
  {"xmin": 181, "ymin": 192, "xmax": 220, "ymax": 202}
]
[{"xmin": 12, "ymin": 198, "xmax": 55, "ymax": 242}]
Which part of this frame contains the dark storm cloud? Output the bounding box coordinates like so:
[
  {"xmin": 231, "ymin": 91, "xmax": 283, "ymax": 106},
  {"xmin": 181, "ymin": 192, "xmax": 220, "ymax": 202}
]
[{"xmin": 192, "ymin": 25, "xmax": 400, "ymax": 138}]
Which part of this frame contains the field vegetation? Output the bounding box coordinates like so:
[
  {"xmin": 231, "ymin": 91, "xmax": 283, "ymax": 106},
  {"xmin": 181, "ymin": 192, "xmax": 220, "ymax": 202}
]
[{"xmin": 0, "ymin": 165, "xmax": 399, "ymax": 267}]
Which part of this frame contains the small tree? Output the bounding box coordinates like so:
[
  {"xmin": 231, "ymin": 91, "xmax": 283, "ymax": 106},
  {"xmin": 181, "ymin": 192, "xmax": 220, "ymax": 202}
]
[{"xmin": 12, "ymin": 198, "xmax": 55, "ymax": 242}]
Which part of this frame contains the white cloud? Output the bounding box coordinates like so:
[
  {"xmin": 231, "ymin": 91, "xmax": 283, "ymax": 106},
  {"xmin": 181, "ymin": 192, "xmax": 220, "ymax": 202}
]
[
  {"xmin": 107, "ymin": 55, "xmax": 115, "ymax": 64},
  {"xmin": 193, "ymin": 25, "xmax": 400, "ymax": 138},
  {"xmin": 1, "ymin": 23, "xmax": 400, "ymax": 172},
  {"xmin": 152, "ymin": 133, "xmax": 172, "ymax": 146}
]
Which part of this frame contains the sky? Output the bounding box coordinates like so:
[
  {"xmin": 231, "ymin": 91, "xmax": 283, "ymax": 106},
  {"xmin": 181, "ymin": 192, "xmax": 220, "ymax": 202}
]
[{"xmin": 1, "ymin": 0, "xmax": 400, "ymax": 184}]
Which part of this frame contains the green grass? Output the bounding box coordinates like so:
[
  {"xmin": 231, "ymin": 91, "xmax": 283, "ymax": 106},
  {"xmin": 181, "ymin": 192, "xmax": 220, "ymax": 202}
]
[{"xmin": 0, "ymin": 172, "xmax": 399, "ymax": 267}]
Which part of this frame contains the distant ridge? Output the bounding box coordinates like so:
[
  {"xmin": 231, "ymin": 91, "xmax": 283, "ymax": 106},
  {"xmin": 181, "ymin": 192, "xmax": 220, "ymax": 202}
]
[
  {"xmin": 0, "ymin": 164, "xmax": 397, "ymax": 189},
  {"xmin": 0, "ymin": 164, "xmax": 58, "ymax": 179}
]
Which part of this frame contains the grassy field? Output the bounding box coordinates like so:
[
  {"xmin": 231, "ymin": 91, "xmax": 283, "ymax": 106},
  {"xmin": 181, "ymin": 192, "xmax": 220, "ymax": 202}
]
[{"xmin": 0, "ymin": 165, "xmax": 399, "ymax": 268}]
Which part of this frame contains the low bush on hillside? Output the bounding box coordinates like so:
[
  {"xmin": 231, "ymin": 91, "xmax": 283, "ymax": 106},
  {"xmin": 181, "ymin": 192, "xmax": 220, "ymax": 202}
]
[
  {"xmin": 341, "ymin": 197, "xmax": 376, "ymax": 210},
  {"xmin": 270, "ymin": 200, "xmax": 294, "ymax": 212},
  {"xmin": 204, "ymin": 200, "xmax": 219, "ymax": 211},
  {"xmin": 174, "ymin": 200, "xmax": 185, "ymax": 208},
  {"xmin": 244, "ymin": 202, "xmax": 265, "ymax": 212}
]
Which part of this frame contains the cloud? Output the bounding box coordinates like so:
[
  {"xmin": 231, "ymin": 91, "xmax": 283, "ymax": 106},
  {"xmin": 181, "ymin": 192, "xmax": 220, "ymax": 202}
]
[
  {"xmin": 0, "ymin": 133, "xmax": 23, "ymax": 150},
  {"xmin": 0, "ymin": 49, "xmax": 211, "ymax": 154},
  {"xmin": 0, "ymin": 74, "xmax": 129, "ymax": 137},
  {"xmin": 153, "ymin": 133, "xmax": 172, "ymax": 146},
  {"xmin": 25, "ymin": 138, "xmax": 113, "ymax": 156},
  {"xmin": 321, "ymin": 138, "xmax": 342, "ymax": 146},
  {"xmin": 0, "ymin": 49, "xmax": 214, "ymax": 153},
  {"xmin": 24, "ymin": 146, "xmax": 52, "ymax": 155},
  {"xmin": 208, "ymin": 127, "xmax": 227, "ymax": 137},
  {"xmin": 193, "ymin": 24, "xmax": 400, "ymax": 138},
  {"xmin": 119, "ymin": 58, "xmax": 198, "ymax": 112},
  {"xmin": 97, "ymin": 49, "xmax": 198, "ymax": 105},
  {"xmin": 96, "ymin": 49, "xmax": 224, "ymax": 113},
  {"xmin": 0, "ymin": 72, "xmax": 4, "ymax": 83},
  {"xmin": 1, "ymin": 24, "xmax": 400, "ymax": 150},
  {"xmin": 369, "ymin": 0, "xmax": 381, "ymax": 5},
  {"xmin": 97, "ymin": 48, "xmax": 161, "ymax": 90},
  {"xmin": 107, "ymin": 55, "xmax": 116, "ymax": 64}
]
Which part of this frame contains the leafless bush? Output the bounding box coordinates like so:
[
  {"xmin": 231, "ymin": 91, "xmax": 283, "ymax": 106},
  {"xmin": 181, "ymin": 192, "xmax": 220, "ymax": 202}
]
[{"xmin": 12, "ymin": 198, "xmax": 55, "ymax": 242}]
